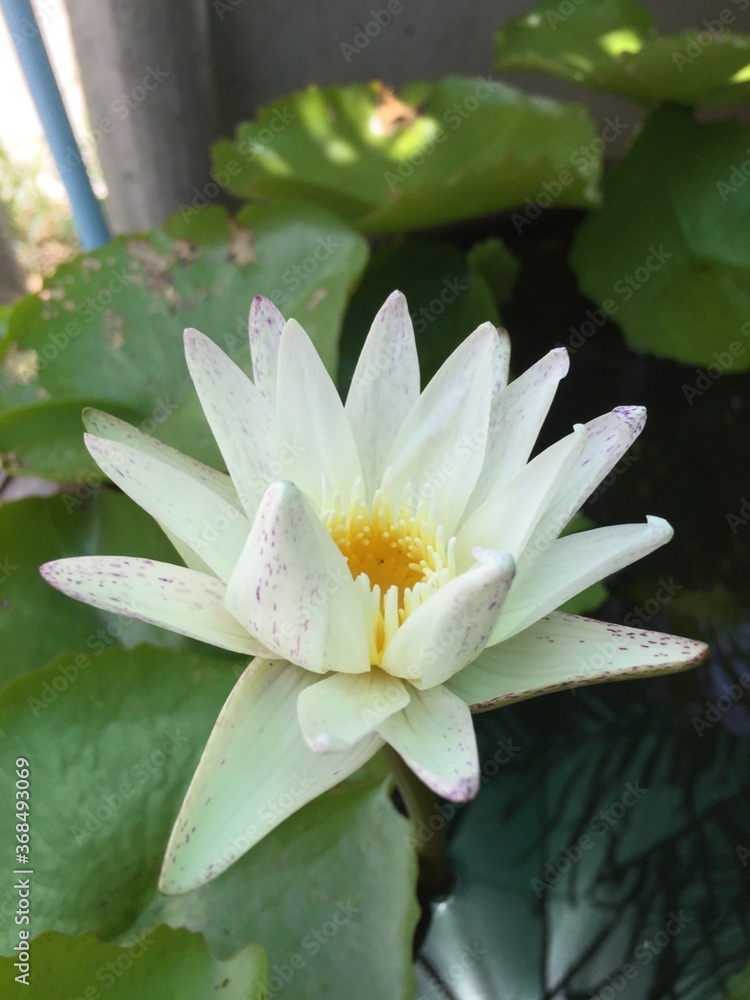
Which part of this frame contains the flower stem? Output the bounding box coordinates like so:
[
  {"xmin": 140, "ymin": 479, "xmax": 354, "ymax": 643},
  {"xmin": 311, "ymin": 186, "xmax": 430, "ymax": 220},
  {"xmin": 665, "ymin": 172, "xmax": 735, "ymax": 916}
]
[{"xmin": 382, "ymin": 745, "xmax": 455, "ymax": 901}]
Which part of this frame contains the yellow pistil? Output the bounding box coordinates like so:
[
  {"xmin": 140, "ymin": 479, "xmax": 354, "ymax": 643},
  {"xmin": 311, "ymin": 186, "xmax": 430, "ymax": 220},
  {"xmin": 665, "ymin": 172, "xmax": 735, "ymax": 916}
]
[{"xmin": 323, "ymin": 487, "xmax": 456, "ymax": 664}]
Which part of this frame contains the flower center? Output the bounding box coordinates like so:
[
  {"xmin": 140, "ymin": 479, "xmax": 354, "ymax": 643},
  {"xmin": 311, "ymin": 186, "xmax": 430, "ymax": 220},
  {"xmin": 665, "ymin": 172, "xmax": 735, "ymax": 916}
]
[{"xmin": 324, "ymin": 489, "xmax": 456, "ymax": 664}]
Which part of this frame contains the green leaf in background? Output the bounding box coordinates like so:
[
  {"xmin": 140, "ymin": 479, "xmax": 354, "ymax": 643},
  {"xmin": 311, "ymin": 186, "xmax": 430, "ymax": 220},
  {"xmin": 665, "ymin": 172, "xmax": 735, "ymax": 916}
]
[
  {"xmin": 338, "ymin": 240, "xmax": 500, "ymax": 393},
  {"xmin": 212, "ymin": 76, "xmax": 601, "ymax": 235},
  {"xmin": 0, "ymin": 303, "xmax": 13, "ymax": 342},
  {"xmin": 0, "ymin": 645, "xmax": 239, "ymax": 949},
  {"xmin": 570, "ymin": 104, "xmax": 750, "ymax": 369},
  {"xmin": 0, "ymin": 645, "xmax": 418, "ymax": 1000},
  {"xmin": 495, "ymin": 0, "xmax": 750, "ymax": 109},
  {"xmin": 727, "ymin": 961, "xmax": 750, "ymax": 1000},
  {"xmin": 0, "ymin": 490, "xmax": 224, "ymax": 684},
  {"xmin": 2, "ymin": 928, "xmax": 266, "ymax": 1000},
  {"xmin": 144, "ymin": 769, "xmax": 419, "ymax": 1000},
  {"xmin": 466, "ymin": 237, "xmax": 520, "ymax": 313},
  {"xmin": 0, "ymin": 203, "xmax": 368, "ymax": 479}
]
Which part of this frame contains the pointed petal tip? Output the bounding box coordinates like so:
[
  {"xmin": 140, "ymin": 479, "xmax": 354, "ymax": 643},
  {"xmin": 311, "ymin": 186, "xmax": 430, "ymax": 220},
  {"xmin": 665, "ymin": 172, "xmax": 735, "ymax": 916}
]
[
  {"xmin": 472, "ymin": 322, "xmax": 502, "ymax": 352},
  {"xmin": 614, "ymin": 403, "xmax": 647, "ymax": 421},
  {"xmin": 248, "ymin": 295, "xmax": 287, "ymax": 345},
  {"xmin": 182, "ymin": 328, "xmax": 214, "ymax": 369},
  {"xmin": 471, "ymin": 547, "xmax": 516, "ymax": 580},
  {"xmin": 263, "ymin": 477, "xmax": 296, "ymax": 505},
  {"xmin": 683, "ymin": 638, "xmax": 710, "ymax": 667},
  {"xmin": 443, "ymin": 772, "xmax": 480, "ymax": 803},
  {"xmin": 645, "ymin": 514, "xmax": 673, "ymax": 541},
  {"xmin": 281, "ymin": 316, "xmax": 306, "ymax": 338},
  {"xmin": 38, "ymin": 560, "xmax": 57, "ymax": 584},
  {"xmin": 408, "ymin": 761, "xmax": 480, "ymax": 803},
  {"xmin": 468, "ymin": 320, "xmax": 500, "ymax": 340},
  {"xmin": 157, "ymin": 851, "xmax": 202, "ymax": 896},
  {"xmin": 183, "ymin": 326, "xmax": 232, "ymax": 373},
  {"xmin": 182, "ymin": 326, "xmax": 204, "ymax": 349},
  {"xmin": 545, "ymin": 346, "xmax": 571, "ymax": 377},
  {"xmin": 248, "ymin": 294, "xmax": 276, "ymax": 321},
  {"xmin": 81, "ymin": 406, "xmax": 102, "ymax": 431},
  {"xmin": 81, "ymin": 408, "xmax": 124, "ymax": 436}
]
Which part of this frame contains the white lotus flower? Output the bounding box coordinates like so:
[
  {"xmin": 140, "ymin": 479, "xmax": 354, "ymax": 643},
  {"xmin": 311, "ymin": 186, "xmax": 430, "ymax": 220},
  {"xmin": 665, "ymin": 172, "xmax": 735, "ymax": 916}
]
[{"xmin": 41, "ymin": 291, "xmax": 707, "ymax": 894}]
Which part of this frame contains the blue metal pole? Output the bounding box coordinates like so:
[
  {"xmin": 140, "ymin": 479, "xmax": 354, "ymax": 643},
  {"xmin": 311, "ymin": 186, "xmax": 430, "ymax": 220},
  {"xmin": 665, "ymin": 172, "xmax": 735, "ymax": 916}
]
[{"xmin": 1, "ymin": 0, "xmax": 111, "ymax": 251}]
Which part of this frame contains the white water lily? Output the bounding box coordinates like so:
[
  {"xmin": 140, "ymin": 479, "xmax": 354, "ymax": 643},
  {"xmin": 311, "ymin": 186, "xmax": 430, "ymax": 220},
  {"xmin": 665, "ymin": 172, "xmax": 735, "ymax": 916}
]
[{"xmin": 41, "ymin": 291, "xmax": 707, "ymax": 894}]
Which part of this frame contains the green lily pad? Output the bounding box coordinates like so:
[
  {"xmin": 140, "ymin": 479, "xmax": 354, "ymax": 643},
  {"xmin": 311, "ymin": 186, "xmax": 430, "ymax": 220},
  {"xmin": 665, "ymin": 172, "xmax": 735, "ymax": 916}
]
[
  {"xmin": 0, "ymin": 645, "xmax": 240, "ymax": 950},
  {"xmin": 145, "ymin": 770, "xmax": 419, "ymax": 1000},
  {"xmin": 570, "ymin": 104, "xmax": 750, "ymax": 369},
  {"xmin": 0, "ymin": 204, "xmax": 368, "ymax": 480},
  {"xmin": 212, "ymin": 76, "xmax": 601, "ymax": 235},
  {"xmin": 495, "ymin": 0, "xmax": 750, "ymax": 109},
  {"xmin": 0, "ymin": 490, "xmax": 222, "ymax": 684},
  {"xmin": 0, "ymin": 645, "xmax": 418, "ymax": 1000},
  {"xmin": 1, "ymin": 927, "xmax": 266, "ymax": 1000}
]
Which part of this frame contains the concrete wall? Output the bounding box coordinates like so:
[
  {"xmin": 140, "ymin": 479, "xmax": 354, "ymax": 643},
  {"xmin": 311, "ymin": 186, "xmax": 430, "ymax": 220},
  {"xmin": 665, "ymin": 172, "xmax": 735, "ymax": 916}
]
[
  {"xmin": 64, "ymin": 0, "xmax": 750, "ymax": 233},
  {"xmin": 64, "ymin": 0, "xmax": 221, "ymax": 233}
]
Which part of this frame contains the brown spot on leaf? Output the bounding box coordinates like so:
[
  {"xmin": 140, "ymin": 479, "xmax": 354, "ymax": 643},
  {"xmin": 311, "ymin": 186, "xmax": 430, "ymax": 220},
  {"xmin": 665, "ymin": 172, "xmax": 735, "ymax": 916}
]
[
  {"xmin": 305, "ymin": 288, "xmax": 328, "ymax": 310},
  {"xmin": 373, "ymin": 83, "xmax": 419, "ymax": 136},
  {"xmin": 127, "ymin": 239, "xmax": 182, "ymax": 305},
  {"xmin": 103, "ymin": 310, "xmax": 125, "ymax": 349},
  {"xmin": 226, "ymin": 221, "xmax": 256, "ymax": 266},
  {"xmin": 0, "ymin": 451, "xmax": 25, "ymax": 473},
  {"xmin": 172, "ymin": 239, "xmax": 202, "ymax": 264}
]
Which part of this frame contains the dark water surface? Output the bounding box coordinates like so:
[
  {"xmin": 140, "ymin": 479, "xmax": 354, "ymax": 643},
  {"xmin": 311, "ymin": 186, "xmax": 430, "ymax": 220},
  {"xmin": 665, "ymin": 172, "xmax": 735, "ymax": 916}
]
[{"xmin": 409, "ymin": 218, "xmax": 750, "ymax": 999}]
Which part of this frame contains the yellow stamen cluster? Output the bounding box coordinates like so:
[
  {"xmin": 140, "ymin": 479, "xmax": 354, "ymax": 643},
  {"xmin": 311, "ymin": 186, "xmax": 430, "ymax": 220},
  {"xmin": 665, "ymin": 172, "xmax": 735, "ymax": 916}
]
[{"xmin": 324, "ymin": 489, "xmax": 456, "ymax": 663}]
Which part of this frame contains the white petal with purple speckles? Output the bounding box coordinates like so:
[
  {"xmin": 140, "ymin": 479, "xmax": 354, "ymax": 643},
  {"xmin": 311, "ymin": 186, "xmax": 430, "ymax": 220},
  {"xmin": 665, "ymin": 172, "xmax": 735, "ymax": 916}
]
[
  {"xmin": 489, "ymin": 516, "xmax": 673, "ymax": 644},
  {"xmin": 376, "ymin": 684, "xmax": 479, "ymax": 801},
  {"xmin": 225, "ymin": 481, "xmax": 370, "ymax": 674},
  {"xmin": 528, "ymin": 406, "xmax": 647, "ymax": 548},
  {"xmin": 344, "ymin": 291, "xmax": 420, "ymax": 503},
  {"xmin": 83, "ymin": 408, "xmax": 240, "ymax": 509},
  {"xmin": 276, "ymin": 319, "xmax": 363, "ymax": 510},
  {"xmin": 383, "ymin": 324, "xmax": 495, "ymax": 536},
  {"xmin": 465, "ymin": 347, "xmax": 570, "ymax": 517},
  {"xmin": 455, "ymin": 424, "xmax": 587, "ymax": 570},
  {"xmin": 159, "ymin": 525, "xmax": 215, "ymax": 575},
  {"xmin": 380, "ymin": 549, "xmax": 515, "ymax": 689},
  {"xmin": 184, "ymin": 328, "xmax": 275, "ymax": 519},
  {"xmin": 159, "ymin": 658, "xmax": 383, "ymax": 894},
  {"xmin": 39, "ymin": 555, "xmax": 266, "ymax": 655},
  {"xmin": 85, "ymin": 435, "xmax": 251, "ymax": 583},
  {"xmin": 248, "ymin": 295, "xmax": 285, "ymax": 408},
  {"xmin": 296, "ymin": 670, "xmax": 409, "ymax": 751},
  {"xmin": 448, "ymin": 611, "xmax": 709, "ymax": 710}
]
